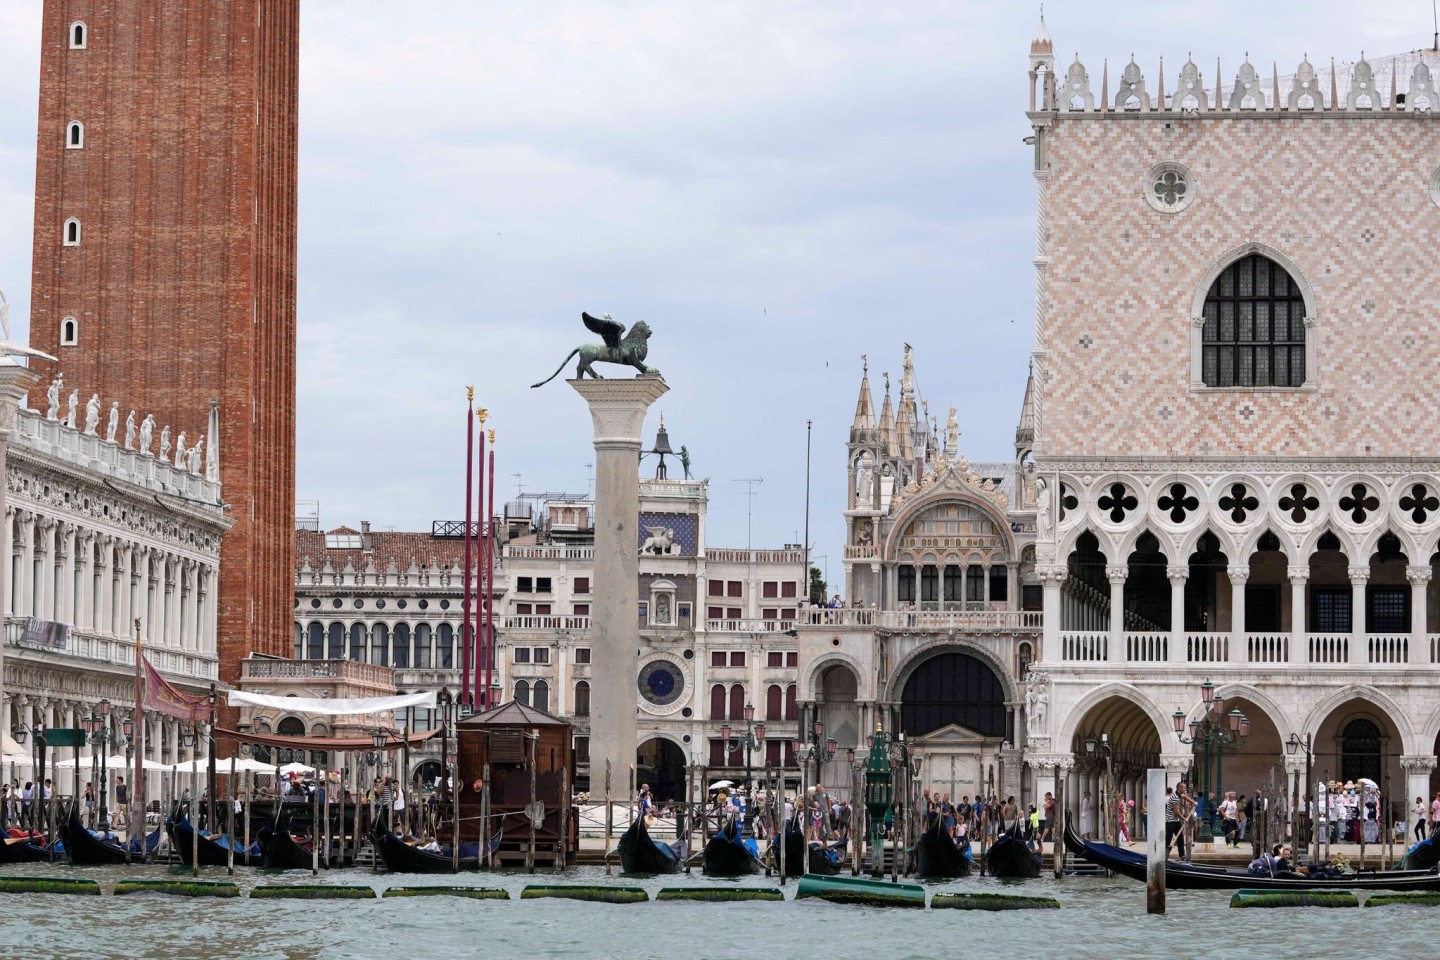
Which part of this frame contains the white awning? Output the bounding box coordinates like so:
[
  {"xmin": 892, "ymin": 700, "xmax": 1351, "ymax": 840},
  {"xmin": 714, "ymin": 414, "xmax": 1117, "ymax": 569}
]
[{"xmin": 227, "ymin": 689, "xmax": 436, "ymax": 716}]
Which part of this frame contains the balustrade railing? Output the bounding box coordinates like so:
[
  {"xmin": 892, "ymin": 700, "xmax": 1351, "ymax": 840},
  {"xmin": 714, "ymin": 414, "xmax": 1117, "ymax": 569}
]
[
  {"xmin": 1124, "ymin": 632, "xmax": 1167, "ymax": 663},
  {"xmin": 705, "ymin": 619, "xmax": 794, "ymax": 633},
  {"xmin": 798, "ymin": 608, "xmax": 1041, "ymax": 630},
  {"xmin": 1061, "ymin": 631, "xmax": 1108, "ymax": 662},
  {"xmin": 502, "ymin": 615, "xmax": 591, "ymax": 631},
  {"xmin": 1185, "ymin": 633, "xmax": 1228, "ymax": 663},
  {"xmin": 1366, "ymin": 634, "xmax": 1409, "ymax": 664},
  {"xmin": 1307, "ymin": 634, "xmax": 1349, "ymax": 664}
]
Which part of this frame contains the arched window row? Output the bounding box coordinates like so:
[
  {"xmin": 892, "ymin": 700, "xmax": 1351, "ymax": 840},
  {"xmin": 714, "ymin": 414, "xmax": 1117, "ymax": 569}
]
[{"xmin": 293, "ymin": 619, "xmax": 454, "ymax": 668}]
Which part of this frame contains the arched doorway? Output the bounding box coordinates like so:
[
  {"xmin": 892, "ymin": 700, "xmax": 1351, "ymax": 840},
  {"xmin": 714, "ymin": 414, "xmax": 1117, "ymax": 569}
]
[
  {"xmin": 1314, "ymin": 698, "xmax": 1402, "ymax": 818},
  {"xmin": 899, "ymin": 651, "xmax": 1007, "ymax": 804},
  {"xmin": 636, "ymin": 737, "xmax": 685, "ymax": 802},
  {"xmin": 816, "ymin": 664, "xmax": 860, "ymax": 793},
  {"xmin": 413, "ymin": 759, "xmax": 443, "ymax": 788},
  {"xmin": 1067, "ymin": 694, "xmax": 1164, "ymax": 844},
  {"xmin": 1340, "ymin": 719, "xmax": 1382, "ymax": 784}
]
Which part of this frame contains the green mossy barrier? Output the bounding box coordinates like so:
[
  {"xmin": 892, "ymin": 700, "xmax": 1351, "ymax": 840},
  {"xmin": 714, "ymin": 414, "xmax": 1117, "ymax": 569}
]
[
  {"xmin": 0, "ymin": 876, "xmax": 100, "ymax": 896},
  {"xmin": 932, "ymin": 892, "xmax": 1060, "ymax": 911},
  {"xmin": 655, "ymin": 887, "xmax": 784, "ymax": 902},
  {"xmin": 520, "ymin": 885, "xmax": 648, "ymax": 904},
  {"xmin": 251, "ymin": 884, "xmax": 377, "ymax": 900},
  {"xmin": 1229, "ymin": 889, "xmax": 1357, "ymax": 909},
  {"xmin": 794, "ymin": 874, "xmax": 926, "ymax": 908},
  {"xmin": 115, "ymin": 879, "xmax": 239, "ymax": 898},
  {"xmin": 1364, "ymin": 892, "xmax": 1440, "ymax": 908},
  {"xmin": 382, "ymin": 886, "xmax": 510, "ymax": 900}
]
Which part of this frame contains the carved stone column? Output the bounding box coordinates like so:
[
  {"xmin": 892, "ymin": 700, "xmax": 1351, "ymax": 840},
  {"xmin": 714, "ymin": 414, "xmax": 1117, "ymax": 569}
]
[
  {"xmin": 1, "ymin": 506, "xmax": 12, "ymax": 619},
  {"xmin": 17, "ymin": 510, "xmax": 33, "ymax": 618},
  {"xmin": 1407, "ymin": 565, "xmax": 1430, "ymax": 659},
  {"xmin": 1166, "ymin": 564, "xmax": 1187, "ymax": 664},
  {"xmin": 77, "ymin": 530, "xmax": 94, "ymax": 631},
  {"xmin": 1227, "ymin": 565, "xmax": 1249, "ymax": 664},
  {"xmin": 1348, "ymin": 565, "xmax": 1369, "ymax": 665},
  {"xmin": 1037, "ymin": 566, "xmax": 1065, "ymax": 663},
  {"xmin": 1106, "ymin": 564, "xmax": 1127, "ymax": 662},
  {"xmin": 1402, "ymin": 756, "xmax": 1438, "ymax": 839},
  {"xmin": 37, "ymin": 516, "xmax": 56, "ymax": 621},
  {"xmin": 568, "ymin": 376, "xmax": 668, "ymax": 777},
  {"xmin": 1287, "ymin": 566, "xmax": 1309, "ymax": 664}
]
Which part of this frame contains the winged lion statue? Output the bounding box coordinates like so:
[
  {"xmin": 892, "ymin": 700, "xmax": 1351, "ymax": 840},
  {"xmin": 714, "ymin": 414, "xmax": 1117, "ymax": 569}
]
[{"xmin": 531, "ymin": 312, "xmax": 662, "ymax": 388}]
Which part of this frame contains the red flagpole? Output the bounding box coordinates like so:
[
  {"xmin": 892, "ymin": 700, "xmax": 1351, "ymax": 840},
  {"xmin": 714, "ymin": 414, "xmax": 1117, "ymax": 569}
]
[
  {"xmin": 484, "ymin": 433, "xmax": 496, "ymax": 711},
  {"xmin": 460, "ymin": 390, "xmax": 474, "ymax": 708},
  {"xmin": 475, "ymin": 412, "xmax": 488, "ymax": 709}
]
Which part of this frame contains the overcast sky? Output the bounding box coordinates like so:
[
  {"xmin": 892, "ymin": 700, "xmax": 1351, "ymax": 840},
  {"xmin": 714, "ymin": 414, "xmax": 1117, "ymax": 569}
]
[{"xmin": 0, "ymin": 2, "xmax": 1432, "ymax": 586}]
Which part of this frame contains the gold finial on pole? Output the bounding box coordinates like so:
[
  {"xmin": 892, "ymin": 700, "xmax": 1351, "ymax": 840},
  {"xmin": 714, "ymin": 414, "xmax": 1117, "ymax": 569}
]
[
  {"xmin": 466, "ymin": 385, "xmax": 474, "ymax": 402},
  {"xmin": 488, "ymin": 428, "xmax": 495, "ymax": 444},
  {"xmin": 477, "ymin": 408, "xmax": 488, "ymax": 424}
]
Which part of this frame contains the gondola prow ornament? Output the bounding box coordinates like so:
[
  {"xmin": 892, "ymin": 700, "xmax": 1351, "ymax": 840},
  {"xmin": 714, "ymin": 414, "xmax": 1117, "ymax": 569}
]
[{"xmin": 531, "ymin": 312, "xmax": 662, "ymax": 387}]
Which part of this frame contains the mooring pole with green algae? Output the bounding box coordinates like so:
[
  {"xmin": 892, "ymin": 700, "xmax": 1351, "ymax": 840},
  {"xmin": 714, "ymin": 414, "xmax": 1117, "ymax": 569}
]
[
  {"xmin": 227, "ymin": 754, "xmax": 236, "ymax": 875},
  {"xmin": 243, "ymin": 771, "xmax": 252, "ymax": 867},
  {"xmin": 311, "ymin": 773, "xmax": 320, "ymax": 876},
  {"xmin": 526, "ymin": 729, "xmax": 538, "ymax": 874},
  {"xmin": 1146, "ymin": 768, "xmax": 1165, "ymax": 914},
  {"xmin": 559, "ymin": 764, "xmax": 570, "ymax": 870},
  {"xmin": 603, "ymin": 759, "xmax": 612, "ymax": 875},
  {"xmin": 191, "ymin": 739, "xmax": 200, "ymax": 878}
]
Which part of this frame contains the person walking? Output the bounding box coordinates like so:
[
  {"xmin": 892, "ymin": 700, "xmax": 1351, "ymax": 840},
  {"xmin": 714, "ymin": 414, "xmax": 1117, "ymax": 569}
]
[
  {"xmin": 1414, "ymin": 796, "xmax": 1428, "ymax": 841},
  {"xmin": 1164, "ymin": 786, "xmax": 1188, "ymax": 861},
  {"xmin": 1220, "ymin": 791, "xmax": 1240, "ymax": 847}
]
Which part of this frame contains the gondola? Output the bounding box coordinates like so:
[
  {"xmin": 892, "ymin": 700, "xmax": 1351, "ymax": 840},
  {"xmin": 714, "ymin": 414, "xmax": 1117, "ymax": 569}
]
[
  {"xmin": 983, "ymin": 832, "xmax": 1042, "ymax": 879},
  {"xmin": 617, "ymin": 815, "xmax": 685, "ymax": 875},
  {"xmin": 167, "ymin": 815, "xmax": 261, "ymax": 867},
  {"xmin": 0, "ymin": 832, "xmax": 50, "ymax": 864},
  {"xmin": 1063, "ymin": 819, "xmax": 1440, "ymax": 891},
  {"xmin": 370, "ymin": 819, "xmax": 501, "ymax": 873},
  {"xmin": 776, "ymin": 821, "xmax": 844, "ymax": 876},
  {"xmin": 915, "ymin": 818, "xmax": 972, "ymax": 878},
  {"xmin": 1401, "ymin": 833, "xmax": 1440, "ymax": 871},
  {"xmin": 702, "ymin": 821, "xmax": 763, "ymax": 877},
  {"xmin": 59, "ymin": 806, "xmax": 157, "ymax": 865},
  {"xmin": 257, "ymin": 819, "xmax": 321, "ymax": 870}
]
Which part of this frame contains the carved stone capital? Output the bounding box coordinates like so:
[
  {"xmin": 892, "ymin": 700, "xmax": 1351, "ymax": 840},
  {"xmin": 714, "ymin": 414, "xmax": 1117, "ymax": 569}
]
[
  {"xmin": 1105, "ymin": 565, "xmax": 1128, "ymax": 584},
  {"xmin": 1227, "ymin": 565, "xmax": 1250, "ymax": 584},
  {"xmin": 1166, "ymin": 565, "xmax": 1188, "ymax": 583},
  {"xmin": 1160, "ymin": 754, "xmax": 1193, "ymax": 772},
  {"xmin": 1401, "ymin": 755, "xmax": 1438, "ymax": 774},
  {"xmin": 1286, "ymin": 566, "xmax": 1310, "ymax": 583},
  {"xmin": 1036, "ymin": 565, "xmax": 1068, "ymax": 585},
  {"xmin": 1407, "ymin": 566, "xmax": 1433, "ymax": 586},
  {"xmin": 1347, "ymin": 566, "xmax": 1370, "ymax": 584}
]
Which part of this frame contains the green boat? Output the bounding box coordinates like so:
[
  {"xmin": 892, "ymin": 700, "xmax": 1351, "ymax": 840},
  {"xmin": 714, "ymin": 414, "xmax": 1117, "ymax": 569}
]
[{"xmin": 795, "ymin": 873, "xmax": 926, "ymax": 907}]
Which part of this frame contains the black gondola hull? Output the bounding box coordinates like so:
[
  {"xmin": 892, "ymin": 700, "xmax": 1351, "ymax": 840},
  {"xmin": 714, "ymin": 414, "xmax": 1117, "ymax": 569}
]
[
  {"xmin": 59, "ymin": 808, "xmax": 148, "ymax": 866},
  {"xmin": 617, "ymin": 817, "xmax": 682, "ymax": 875},
  {"xmin": 983, "ymin": 834, "xmax": 1042, "ymax": 879},
  {"xmin": 1063, "ymin": 819, "xmax": 1440, "ymax": 891},
  {"xmin": 371, "ymin": 821, "xmax": 478, "ymax": 873},
  {"xmin": 167, "ymin": 817, "xmax": 259, "ymax": 867},
  {"xmin": 258, "ymin": 821, "xmax": 321, "ymax": 870},
  {"xmin": 702, "ymin": 834, "xmax": 762, "ymax": 877},
  {"xmin": 915, "ymin": 823, "xmax": 972, "ymax": 878},
  {"xmin": 0, "ymin": 835, "xmax": 50, "ymax": 863}
]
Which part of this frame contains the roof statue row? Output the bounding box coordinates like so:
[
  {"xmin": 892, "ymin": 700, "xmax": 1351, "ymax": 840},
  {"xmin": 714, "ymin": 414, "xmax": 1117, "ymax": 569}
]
[
  {"xmin": 41, "ymin": 371, "xmax": 218, "ymax": 482},
  {"xmin": 1032, "ymin": 46, "xmax": 1440, "ymax": 114}
]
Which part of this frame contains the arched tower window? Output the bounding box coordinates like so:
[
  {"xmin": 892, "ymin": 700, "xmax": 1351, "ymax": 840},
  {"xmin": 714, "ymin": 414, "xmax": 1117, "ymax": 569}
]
[
  {"xmin": 531, "ymin": 679, "xmax": 549, "ymax": 713},
  {"xmin": 69, "ymin": 22, "xmax": 87, "ymax": 49},
  {"xmin": 1201, "ymin": 253, "xmax": 1306, "ymax": 387},
  {"xmin": 60, "ymin": 317, "xmax": 77, "ymax": 346},
  {"xmin": 574, "ymin": 680, "xmax": 590, "ymax": 717},
  {"xmin": 63, "ymin": 218, "xmax": 81, "ymax": 246},
  {"xmin": 66, "ymin": 121, "xmax": 84, "ymax": 149},
  {"xmin": 514, "ymin": 679, "xmax": 530, "ymax": 707}
]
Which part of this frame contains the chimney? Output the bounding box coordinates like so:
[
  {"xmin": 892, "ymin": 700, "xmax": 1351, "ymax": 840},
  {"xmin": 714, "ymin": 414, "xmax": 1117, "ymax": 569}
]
[{"xmin": 360, "ymin": 520, "xmax": 373, "ymax": 552}]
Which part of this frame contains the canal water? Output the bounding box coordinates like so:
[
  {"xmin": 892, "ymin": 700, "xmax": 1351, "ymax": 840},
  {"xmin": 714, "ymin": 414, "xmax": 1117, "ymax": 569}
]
[{"xmin": 0, "ymin": 863, "xmax": 1420, "ymax": 960}]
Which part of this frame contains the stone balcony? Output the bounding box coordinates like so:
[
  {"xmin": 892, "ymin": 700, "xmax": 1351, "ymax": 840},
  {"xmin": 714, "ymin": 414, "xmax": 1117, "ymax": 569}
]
[
  {"xmin": 5, "ymin": 616, "xmax": 217, "ymax": 684},
  {"xmin": 1054, "ymin": 629, "xmax": 1437, "ymax": 668},
  {"xmin": 241, "ymin": 656, "xmax": 392, "ymax": 690},
  {"xmin": 797, "ymin": 608, "xmax": 1042, "ymax": 632}
]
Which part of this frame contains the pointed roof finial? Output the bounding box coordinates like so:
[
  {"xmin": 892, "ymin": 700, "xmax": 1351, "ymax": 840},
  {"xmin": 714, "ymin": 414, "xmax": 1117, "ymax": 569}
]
[{"xmin": 1030, "ymin": 5, "xmax": 1052, "ymax": 56}]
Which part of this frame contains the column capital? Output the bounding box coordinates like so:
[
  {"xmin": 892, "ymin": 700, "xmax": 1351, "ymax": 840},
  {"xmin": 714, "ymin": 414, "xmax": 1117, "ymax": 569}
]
[
  {"xmin": 1105, "ymin": 565, "xmax": 1128, "ymax": 584},
  {"xmin": 569, "ymin": 377, "xmax": 670, "ymax": 444},
  {"xmin": 1286, "ymin": 566, "xmax": 1310, "ymax": 582},
  {"xmin": 1227, "ymin": 565, "xmax": 1250, "ymax": 584},
  {"xmin": 1159, "ymin": 753, "xmax": 1192, "ymax": 772},
  {"xmin": 1166, "ymin": 565, "xmax": 1188, "ymax": 584},
  {"xmin": 1347, "ymin": 565, "xmax": 1370, "ymax": 584},
  {"xmin": 1407, "ymin": 565, "xmax": 1433, "ymax": 585},
  {"xmin": 1401, "ymin": 755, "xmax": 1438, "ymax": 774},
  {"xmin": 1036, "ymin": 565, "xmax": 1067, "ymax": 585}
]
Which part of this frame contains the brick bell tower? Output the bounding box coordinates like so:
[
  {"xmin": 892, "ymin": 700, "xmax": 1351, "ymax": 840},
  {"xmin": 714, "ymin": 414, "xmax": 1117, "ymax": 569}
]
[{"xmin": 28, "ymin": 3, "xmax": 300, "ymax": 690}]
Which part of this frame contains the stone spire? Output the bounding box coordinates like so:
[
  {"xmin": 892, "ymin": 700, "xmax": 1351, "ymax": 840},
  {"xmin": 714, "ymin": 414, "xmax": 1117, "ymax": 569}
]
[
  {"xmin": 1030, "ymin": 7, "xmax": 1052, "ymax": 57},
  {"xmin": 878, "ymin": 372, "xmax": 895, "ymax": 455},
  {"xmin": 1015, "ymin": 362, "xmax": 1037, "ymax": 449},
  {"xmin": 850, "ymin": 355, "xmax": 876, "ymax": 442}
]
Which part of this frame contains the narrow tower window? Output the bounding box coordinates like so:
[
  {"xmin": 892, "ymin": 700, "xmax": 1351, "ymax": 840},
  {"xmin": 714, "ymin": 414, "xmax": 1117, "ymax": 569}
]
[
  {"xmin": 69, "ymin": 22, "xmax": 87, "ymax": 49},
  {"xmin": 60, "ymin": 317, "xmax": 77, "ymax": 346},
  {"xmin": 62, "ymin": 218, "xmax": 81, "ymax": 246},
  {"xmin": 66, "ymin": 121, "xmax": 83, "ymax": 149}
]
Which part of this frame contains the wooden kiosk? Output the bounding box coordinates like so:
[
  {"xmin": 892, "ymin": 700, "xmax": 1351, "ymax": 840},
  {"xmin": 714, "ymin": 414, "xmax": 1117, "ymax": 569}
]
[{"xmin": 457, "ymin": 701, "xmax": 577, "ymax": 867}]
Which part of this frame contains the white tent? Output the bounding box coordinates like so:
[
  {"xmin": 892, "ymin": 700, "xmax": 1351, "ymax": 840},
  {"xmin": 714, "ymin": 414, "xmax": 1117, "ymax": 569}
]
[
  {"xmin": 279, "ymin": 761, "xmax": 315, "ymax": 776},
  {"xmin": 53, "ymin": 754, "xmax": 170, "ymax": 771}
]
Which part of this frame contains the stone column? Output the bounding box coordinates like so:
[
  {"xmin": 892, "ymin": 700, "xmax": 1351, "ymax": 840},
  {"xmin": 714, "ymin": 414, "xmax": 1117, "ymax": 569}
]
[
  {"xmin": 569, "ymin": 376, "xmax": 668, "ymax": 779},
  {"xmin": 1407, "ymin": 565, "xmax": 1430, "ymax": 660},
  {"xmin": 2, "ymin": 507, "xmax": 12, "ymax": 617},
  {"xmin": 1160, "ymin": 753, "xmax": 1192, "ymax": 789},
  {"xmin": 1228, "ymin": 565, "xmax": 1248, "ymax": 664},
  {"xmin": 37, "ymin": 517, "xmax": 56, "ymax": 621},
  {"xmin": 77, "ymin": 531, "xmax": 94, "ymax": 631},
  {"xmin": 1287, "ymin": 566, "xmax": 1308, "ymax": 664},
  {"xmin": 18, "ymin": 511, "xmax": 33, "ymax": 617},
  {"xmin": 59, "ymin": 523, "xmax": 75, "ymax": 625},
  {"xmin": 1038, "ymin": 567, "xmax": 1064, "ymax": 662},
  {"xmin": 1167, "ymin": 565, "xmax": 1186, "ymax": 664},
  {"xmin": 1106, "ymin": 565, "xmax": 1127, "ymax": 662},
  {"xmin": 1402, "ymin": 756, "xmax": 1438, "ymax": 839},
  {"xmin": 1348, "ymin": 565, "xmax": 1369, "ymax": 665}
]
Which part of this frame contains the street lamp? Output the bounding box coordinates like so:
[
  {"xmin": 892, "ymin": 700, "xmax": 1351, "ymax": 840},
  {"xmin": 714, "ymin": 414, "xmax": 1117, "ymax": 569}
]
[
  {"xmin": 863, "ymin": 726, "xmax": 893, "ymax": 878},
  {"xmin": 719, "ymin": 703, "xmax": 766, "ymax": 803},
  {"xmin": 1286, "ymin": 732, "xmax": 1315, "ymax": 863},
  {"xmin": 84, "ymin": 702, "xmax": 116, "ymax": 832},
  {"xmin": 1173, "ymin": 678, "xmax": 1249, "ymax": 840}
]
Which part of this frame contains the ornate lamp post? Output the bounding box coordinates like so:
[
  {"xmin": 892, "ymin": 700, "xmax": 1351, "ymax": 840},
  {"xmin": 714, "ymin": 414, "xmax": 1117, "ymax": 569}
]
[
  {"xmin": 1286, "ymin": 732, "xmax": 1314, "ymax": 863},
  {"xmin": 719, "ymin": 703, "xmax": 766, "ymax": 802},
  {"xmin": 83, "ymin": 699, "xmax": 114, "ymax": 831},
  {"xmin": 863, "ymin": 726, "xmax": 893, "ymax": 878},
  {"xmin": 437, "ymin": 688, "xmax": 454, "ymax": 801},
  {"xmin": 1171, "ymin": 678, "xmax": 1249, "ymax": 841}
]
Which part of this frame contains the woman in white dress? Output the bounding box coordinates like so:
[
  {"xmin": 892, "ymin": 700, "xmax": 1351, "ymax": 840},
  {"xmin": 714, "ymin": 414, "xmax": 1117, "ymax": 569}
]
[{"xmin": 1080, "ymin": 791, "xmax": 1094, "ymax": 839}]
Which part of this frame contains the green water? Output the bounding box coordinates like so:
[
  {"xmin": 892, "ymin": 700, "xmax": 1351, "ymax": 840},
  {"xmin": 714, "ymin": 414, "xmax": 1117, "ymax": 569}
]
[{"xmin": 0, "ymin": 863, "xmax": 1422, "ymax": 960}]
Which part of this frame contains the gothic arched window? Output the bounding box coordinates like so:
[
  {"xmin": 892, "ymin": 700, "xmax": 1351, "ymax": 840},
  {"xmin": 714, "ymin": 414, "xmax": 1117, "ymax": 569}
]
[{"xmin": 1201, "ymin": 254, "xmax": 1306, "ymax": 387}]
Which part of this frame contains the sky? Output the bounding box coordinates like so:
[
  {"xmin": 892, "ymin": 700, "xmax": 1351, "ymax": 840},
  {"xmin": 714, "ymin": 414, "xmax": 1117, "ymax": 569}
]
[{"xmin": 0, "ymin": 1, "xmax": 1433, "ymax": 588}]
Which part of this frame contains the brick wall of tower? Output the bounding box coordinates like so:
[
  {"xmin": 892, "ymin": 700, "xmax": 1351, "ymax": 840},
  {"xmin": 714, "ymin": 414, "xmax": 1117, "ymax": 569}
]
[{"xmin": 29, "ymin": 1, "xmax": 298, "ymax": 685}]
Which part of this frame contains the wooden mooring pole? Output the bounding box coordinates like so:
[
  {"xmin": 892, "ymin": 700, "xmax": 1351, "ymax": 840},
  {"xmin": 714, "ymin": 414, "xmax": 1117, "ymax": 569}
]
[{"xmin": 1146, "ymin": 768, "xmax": 1165, "ymax": 915}]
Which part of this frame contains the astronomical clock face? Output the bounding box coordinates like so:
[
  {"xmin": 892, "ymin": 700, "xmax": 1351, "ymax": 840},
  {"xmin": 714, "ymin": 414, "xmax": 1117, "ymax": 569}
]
[{"xmin": 638, "ymin": 659, "xmax": 684, "ymax": 706}]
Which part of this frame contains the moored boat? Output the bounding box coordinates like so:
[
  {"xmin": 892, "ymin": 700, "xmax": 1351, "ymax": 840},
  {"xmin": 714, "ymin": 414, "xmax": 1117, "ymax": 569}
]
[
  {"xmin": 59, "ymin": 806, "xmax": 156, "ymax": 865},
  {"xmin": 0, "ymin": 832, "xmax": 50, "ymax": 864},
  {"xmin": 1064, "ymin": 819, "xmax": 1440, "ymax": 891},
  {"xmin": 616, "ymin": 816, "xmax": 685, "ymax": 875},
  {"xmin": 258, "ymin": 819, "xmax": 321, "ymax": 870},
  {"xmin": 702, "ymin": 822, "xmax": 762, "ymax": 877},
  {"xmin": 915, "ymin": 819, "xmax": 971, "ymax": 878},
  {"xmin": 370, "ymin": 820, "xmax": 499, "ymax": 873},
  {"xmin": 167, "ymin": 815, "xmax": 261, "ymax": 867},
  {"xmin": 984, "ymin": 832, "xmax": 1042, "ymax": 879}
]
